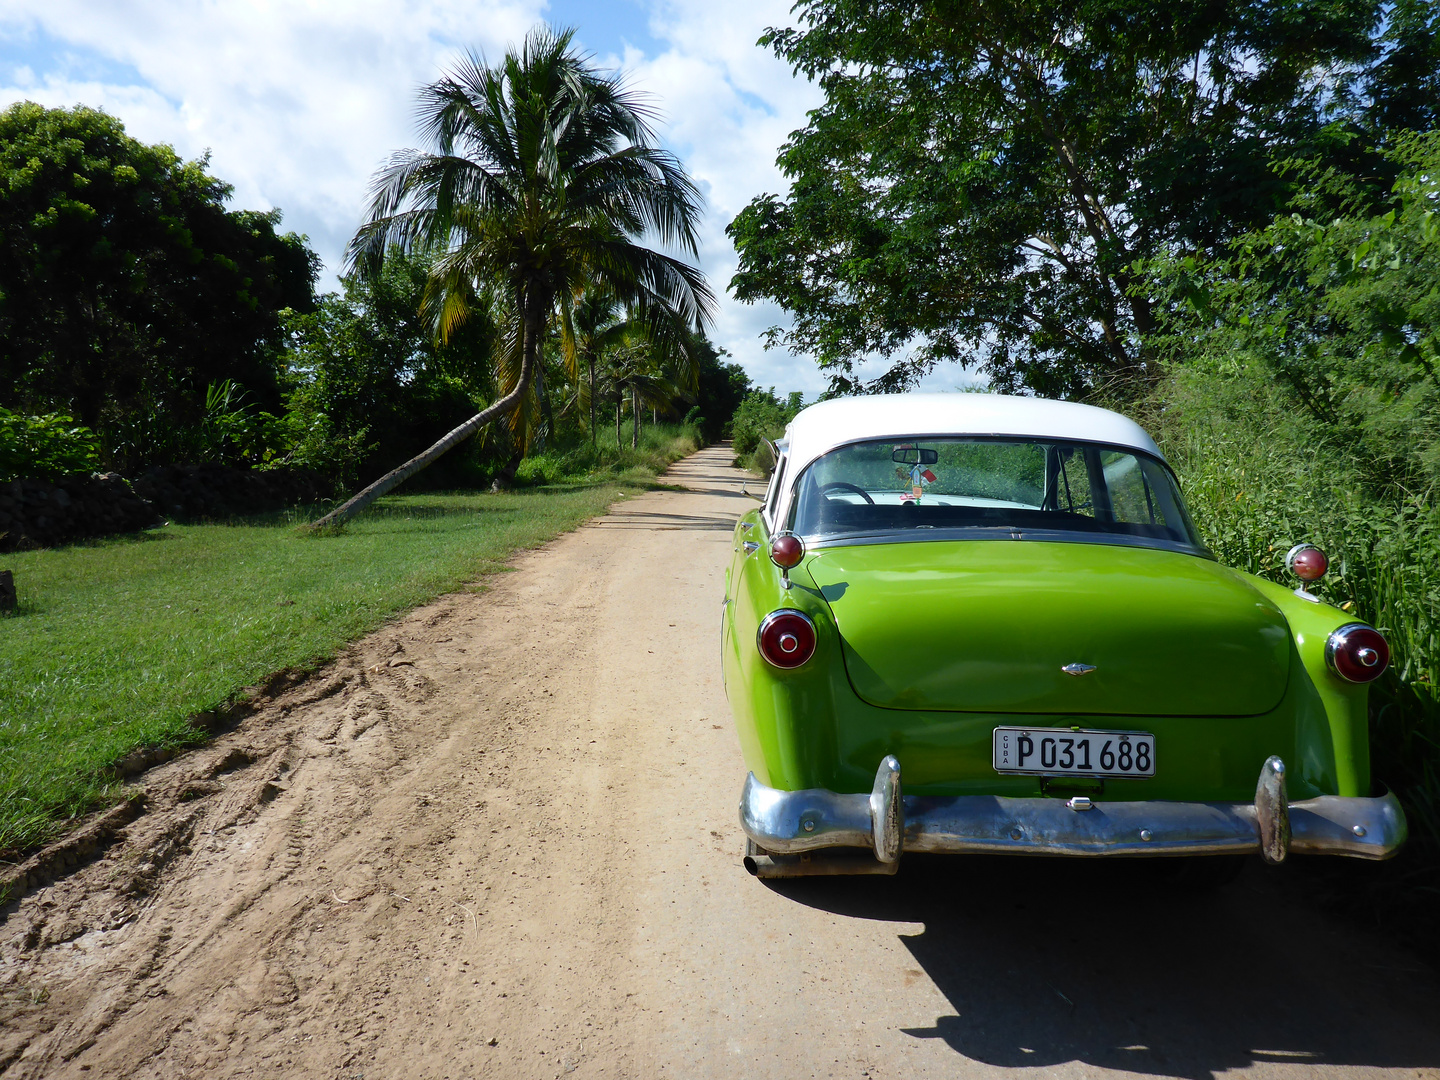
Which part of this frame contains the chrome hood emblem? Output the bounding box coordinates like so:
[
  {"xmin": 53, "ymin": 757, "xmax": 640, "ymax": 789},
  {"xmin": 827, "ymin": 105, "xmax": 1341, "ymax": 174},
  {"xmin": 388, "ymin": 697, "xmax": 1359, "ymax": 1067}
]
[{"xmin": 1061, "ymin": 663, "xmax": 1097, "ymax": 676}]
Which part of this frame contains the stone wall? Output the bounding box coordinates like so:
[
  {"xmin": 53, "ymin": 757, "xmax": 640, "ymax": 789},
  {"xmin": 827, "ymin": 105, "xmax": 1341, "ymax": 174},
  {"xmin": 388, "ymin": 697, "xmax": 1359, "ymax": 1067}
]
[
  {"xmin": 0, "ymin": 473, "xmax": 159, "ymax": 551},
  {"xmin": 130, "ymin": 465, "xmax": 332, "ymax": 523},
  {"xmin": 0, "ymin": 466, "xmax": 333, "ymax": 551}
]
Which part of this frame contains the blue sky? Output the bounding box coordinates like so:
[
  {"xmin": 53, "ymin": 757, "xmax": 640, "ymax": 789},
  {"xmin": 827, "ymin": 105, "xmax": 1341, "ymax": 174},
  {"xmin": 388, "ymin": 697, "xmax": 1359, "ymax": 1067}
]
[{"xmin": 0, "ymin": 2, "xmax": 974, "ymax": 397}]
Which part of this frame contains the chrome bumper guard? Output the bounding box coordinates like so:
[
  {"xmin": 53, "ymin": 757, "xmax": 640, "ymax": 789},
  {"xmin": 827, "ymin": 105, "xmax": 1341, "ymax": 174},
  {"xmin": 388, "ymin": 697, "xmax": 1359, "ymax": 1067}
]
[{"xmin": 740, "ymin": 755, "xmax": 1407, "ymax": 873}]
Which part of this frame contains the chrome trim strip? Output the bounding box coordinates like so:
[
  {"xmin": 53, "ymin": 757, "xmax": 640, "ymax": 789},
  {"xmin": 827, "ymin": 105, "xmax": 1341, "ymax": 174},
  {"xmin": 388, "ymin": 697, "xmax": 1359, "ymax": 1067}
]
[
  {"xmin": 739, "ymin": 768, "xmax": 1407, "ymax": 862},
  {"xmin": 800, "ymin": 529, "xmax": 1217, "ymax": 560}
]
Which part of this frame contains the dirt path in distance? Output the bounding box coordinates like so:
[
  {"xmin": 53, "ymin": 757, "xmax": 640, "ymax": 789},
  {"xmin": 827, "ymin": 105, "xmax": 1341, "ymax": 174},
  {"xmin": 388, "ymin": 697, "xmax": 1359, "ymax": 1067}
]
[{"xmin": 2, "ymin": 445, "xmax": 1439, "ymax": 1080}]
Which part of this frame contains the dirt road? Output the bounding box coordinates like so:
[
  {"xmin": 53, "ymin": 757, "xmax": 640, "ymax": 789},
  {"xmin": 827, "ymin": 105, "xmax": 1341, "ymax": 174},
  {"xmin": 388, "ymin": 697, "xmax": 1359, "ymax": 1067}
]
[{"xmin": 2, "ymin": 445, "xmax": 1439, "ymax": 1080}]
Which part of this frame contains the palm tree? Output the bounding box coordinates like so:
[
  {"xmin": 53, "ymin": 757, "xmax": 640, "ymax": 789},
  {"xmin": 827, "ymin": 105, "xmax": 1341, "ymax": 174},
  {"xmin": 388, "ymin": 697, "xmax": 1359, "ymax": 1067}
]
[
  {"xmin": 562, "ymin": 286, "xmax": 628, "ymax": 446},
  {"xmin": 311, "ymin": 25, "xmax": 713, "ymax": 528},
  {"xmin": 597, "ymin": 329, "xmax": 691, "ymax": 449}
]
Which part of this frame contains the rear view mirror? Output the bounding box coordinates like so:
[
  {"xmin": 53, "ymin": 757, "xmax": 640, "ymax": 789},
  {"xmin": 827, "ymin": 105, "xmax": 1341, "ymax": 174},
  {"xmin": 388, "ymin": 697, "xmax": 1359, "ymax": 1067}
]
[{"xmin": 892, "ymin": 446, "xmax": 939, "ymax": 465}]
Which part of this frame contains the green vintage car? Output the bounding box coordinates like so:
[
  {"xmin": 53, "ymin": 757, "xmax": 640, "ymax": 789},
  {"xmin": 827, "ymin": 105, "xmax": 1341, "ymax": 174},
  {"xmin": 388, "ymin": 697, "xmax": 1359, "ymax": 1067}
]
[{"xmin": 722, "ymin": 394, "xmax": 1406, "ymax": 878}]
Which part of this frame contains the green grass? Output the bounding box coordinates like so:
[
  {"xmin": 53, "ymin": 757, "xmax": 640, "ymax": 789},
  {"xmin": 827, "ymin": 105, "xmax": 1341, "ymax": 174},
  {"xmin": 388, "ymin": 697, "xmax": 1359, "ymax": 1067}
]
[
  {"xmin": 512, "ymin": 420, "xmax": 702, "ymax": 485},
  {"xmin": 0, "ymin": 479, "xmax": 660, "ymax": 859}
]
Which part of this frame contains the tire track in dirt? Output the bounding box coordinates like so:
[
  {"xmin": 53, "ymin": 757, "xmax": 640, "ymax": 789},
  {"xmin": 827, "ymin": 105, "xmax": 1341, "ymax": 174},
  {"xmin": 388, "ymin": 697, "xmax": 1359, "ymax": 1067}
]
[{"xmin": 2, "ymin": 446, "xmax": 1439, "ymax": 1080}]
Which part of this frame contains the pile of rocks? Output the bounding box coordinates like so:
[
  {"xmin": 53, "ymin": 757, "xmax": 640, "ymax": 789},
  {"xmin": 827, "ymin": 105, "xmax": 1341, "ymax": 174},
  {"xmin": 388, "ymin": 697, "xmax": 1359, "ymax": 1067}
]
[
  {"xmin": 131, "ymin": 465, "xmax": 331, "ymax": 522},
  {"xmin": 0, "ymin": 466, "xmax": 334, "ymax": 551}
]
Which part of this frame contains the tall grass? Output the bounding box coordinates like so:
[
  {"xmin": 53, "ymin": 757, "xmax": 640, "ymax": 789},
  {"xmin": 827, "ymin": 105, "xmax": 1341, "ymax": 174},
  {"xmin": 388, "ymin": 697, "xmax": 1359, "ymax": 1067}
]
[
  {"xmin": 513, "ymin": 420, "xmax": 702, "ymax": 486},
  {"xmin": 1148, "ymin": 385, "xmax": 1440, "ymax": 939}
]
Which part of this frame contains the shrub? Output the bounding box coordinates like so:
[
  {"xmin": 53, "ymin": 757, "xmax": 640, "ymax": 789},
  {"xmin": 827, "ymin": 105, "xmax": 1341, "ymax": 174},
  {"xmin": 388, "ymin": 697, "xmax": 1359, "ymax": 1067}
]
[
  {"xmin": 731, "ymin": 389, "xmax": 804, "ymax": 470},
  {"xmin": 0, "ymin": 408, "xmax": 101, "ymax": 481},
  {"xmin": 512, "ymin": 422, "xmax": 702, "ymax": 487}
]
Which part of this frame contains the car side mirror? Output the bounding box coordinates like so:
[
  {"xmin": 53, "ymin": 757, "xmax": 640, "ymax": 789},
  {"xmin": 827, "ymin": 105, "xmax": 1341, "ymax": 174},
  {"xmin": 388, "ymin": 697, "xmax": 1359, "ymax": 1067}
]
[{"xmin": 760, "ymin": 438, "xmax": 780, "ymax": 475}]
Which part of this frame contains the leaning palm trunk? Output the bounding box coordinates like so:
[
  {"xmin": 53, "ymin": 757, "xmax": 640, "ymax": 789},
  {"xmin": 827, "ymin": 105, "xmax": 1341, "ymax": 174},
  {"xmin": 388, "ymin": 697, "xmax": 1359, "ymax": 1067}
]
[
  {"xmin": 535, "ymin": 361, "xmax": 554, "ymax": 452},
  {"xmin": 631, "ymin": 384, "xmax": 640, "ymax": 449},
  {"xmin": 589, "ymin": 358, "xmax": 598, "ymax": 448},
  {"xmin": 311, "ymin": 309, "xmax": 538, "ymax": 529}
]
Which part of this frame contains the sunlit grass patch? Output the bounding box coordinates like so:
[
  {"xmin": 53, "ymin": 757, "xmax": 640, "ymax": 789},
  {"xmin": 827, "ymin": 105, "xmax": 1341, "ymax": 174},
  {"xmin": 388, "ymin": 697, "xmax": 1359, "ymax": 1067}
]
[{"xmin": 0, "ymin": 480, "xmax": 652, "ymax": 858}]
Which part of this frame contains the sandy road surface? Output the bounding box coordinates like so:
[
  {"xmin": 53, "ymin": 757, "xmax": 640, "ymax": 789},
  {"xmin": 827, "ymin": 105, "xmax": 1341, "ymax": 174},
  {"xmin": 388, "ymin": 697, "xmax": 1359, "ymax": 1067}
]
[{"xmin": 2, "ymin": 445, "xmax": 1439, "ymax": 1080}]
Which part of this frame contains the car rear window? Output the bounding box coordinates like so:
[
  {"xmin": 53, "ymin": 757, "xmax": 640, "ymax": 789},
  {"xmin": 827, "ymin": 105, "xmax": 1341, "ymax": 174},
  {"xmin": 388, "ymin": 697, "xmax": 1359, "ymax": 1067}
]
[{"xmin": 788, "ymin": 438, "xmax": 1204, "ymax": 550}]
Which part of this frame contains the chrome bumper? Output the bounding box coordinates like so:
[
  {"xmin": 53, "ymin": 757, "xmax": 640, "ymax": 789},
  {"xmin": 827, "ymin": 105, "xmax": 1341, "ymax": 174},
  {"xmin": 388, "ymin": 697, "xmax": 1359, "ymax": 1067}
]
[{"xmin": 740, "ymin": 756, "xmax": 1407, "ymax": 867}]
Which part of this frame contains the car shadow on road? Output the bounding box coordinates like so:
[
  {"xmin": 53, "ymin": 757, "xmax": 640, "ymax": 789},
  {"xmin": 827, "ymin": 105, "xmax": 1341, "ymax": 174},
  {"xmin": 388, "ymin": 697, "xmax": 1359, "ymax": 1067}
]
[{"xmin": 765, "ymin": 854, "xmax": 1440, "ymax": 1079}]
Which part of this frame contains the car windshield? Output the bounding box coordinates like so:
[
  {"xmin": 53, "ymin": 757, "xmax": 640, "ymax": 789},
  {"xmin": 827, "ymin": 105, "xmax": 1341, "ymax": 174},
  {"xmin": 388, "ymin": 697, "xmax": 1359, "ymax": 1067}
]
[{"xmin": 788, "ymin": 438, "xmax": 1204, "ymax": 550}]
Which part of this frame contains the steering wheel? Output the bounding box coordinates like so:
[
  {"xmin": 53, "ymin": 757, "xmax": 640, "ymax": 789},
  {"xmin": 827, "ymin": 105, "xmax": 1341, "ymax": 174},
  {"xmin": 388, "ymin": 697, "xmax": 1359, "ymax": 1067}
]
[{"xmin": 818, "ymin": 481, "xmax": 875, "ymax": 505}]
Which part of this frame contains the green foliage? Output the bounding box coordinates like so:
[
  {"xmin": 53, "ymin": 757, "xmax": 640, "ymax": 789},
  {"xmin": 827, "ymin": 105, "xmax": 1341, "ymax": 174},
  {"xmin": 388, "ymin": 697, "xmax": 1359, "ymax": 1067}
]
[
  {"xmin": 693, "ymin": 340, "xmax": 752, "ymax": 443},
  {"xmin": 277, "ymin": 251, "xmax": 499, "ymax": 490},
  {"xmin": 0, "ymin": 103, "xmax": 319, "ymax": 467},
  {"xmin": 102, "ymin": 379, "xmax": 292, "ymax": 473},
  {"xmin": 731, "ymin": 389, "xmax": 805, "ymax": 471},
  {"xmin": 512, "ymin": 422, "xmax": 702, "ymax": 485},
  {"xmin": 1149, "ymin": 132, "xmax": 1440, "ymax": 504},
  {"xmin": 347, "ymin": 25, "xmax": 714, "ymax": 493},
  {"xmin": 0, "ymin": 408, "xmax": 100, "ymax": 482},
  {"xmin": 1141, "ymin": 130, "xmax": 1440, "ymax": 912},
  {"xmin": 729, "ymin": 0, "xmax": 1440, "ymax": 397}
]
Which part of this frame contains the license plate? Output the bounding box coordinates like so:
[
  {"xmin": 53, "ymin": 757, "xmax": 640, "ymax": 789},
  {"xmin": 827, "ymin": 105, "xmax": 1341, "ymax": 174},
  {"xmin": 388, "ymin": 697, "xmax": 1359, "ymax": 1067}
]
[{"xmin": 992, "ymin": 726, "xmax": 1155, "ymax": 778}]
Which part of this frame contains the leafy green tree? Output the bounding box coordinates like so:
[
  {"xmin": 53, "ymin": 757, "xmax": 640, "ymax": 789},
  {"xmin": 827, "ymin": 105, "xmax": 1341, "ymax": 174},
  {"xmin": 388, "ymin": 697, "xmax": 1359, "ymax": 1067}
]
[
  {"xmin": 1147, "ymin": 130, "xmax": 1440, "ymax": 502},
  {"xmin": 317, "ymin": 25, "xmax": 714, "ymax": 526},
  {"xmin": 589, "ymin": 327, "xmax": 680, "ymax": 449},
  {"xmin": 692, "ymin": 337, "xmax": 751, "ymax": 442},
  {"xmin": 278, "ymin": 250, "xmax": 497, "ymax": 490},
  {"xmin": 1140, "ymin": 132, "xmax": 1440, "ymax": 892},
  {"xmin": 0, "ymin": 102, "xmax": 318, "ymax": 461},
  {"xmin": 728, "ymin": 0, "xmax": 1440, "ymax": 397},
  {"xmin": 731, "ymin": 388, "xmax": 805, "ymax": 470}
]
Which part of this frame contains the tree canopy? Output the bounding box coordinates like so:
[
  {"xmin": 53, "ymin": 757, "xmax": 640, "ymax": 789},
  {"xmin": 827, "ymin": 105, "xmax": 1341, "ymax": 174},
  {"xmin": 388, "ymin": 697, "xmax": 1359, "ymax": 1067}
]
[
  {"xmin": 728, "ymin": 0, "xmax": 1440, "ymax": 397},
  {"xmin": 1148, "ymin": 130, "xmax": 1440, "ymax": 503},
  {"xmin": 0, "ymin": 102, "xmax": 318, "ymax": 451}
]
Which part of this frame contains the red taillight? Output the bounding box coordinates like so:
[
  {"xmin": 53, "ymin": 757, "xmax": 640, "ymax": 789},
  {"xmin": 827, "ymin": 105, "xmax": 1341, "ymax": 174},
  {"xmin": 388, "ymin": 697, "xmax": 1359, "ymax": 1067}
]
[
  {"xmin": 1325, "ymin": 623, "xmax": 1390, "ymax": 683},
  {"xmin": 770, "ymin": 532, "xmax": 805, "ymax": 569},
  {"xmin": 757, "ymin": 609, "xmax": 817, "ymax": 669},
  {"xmin": 1286, "ymin": 543, "xmax": 1329, "ymax": 582}
]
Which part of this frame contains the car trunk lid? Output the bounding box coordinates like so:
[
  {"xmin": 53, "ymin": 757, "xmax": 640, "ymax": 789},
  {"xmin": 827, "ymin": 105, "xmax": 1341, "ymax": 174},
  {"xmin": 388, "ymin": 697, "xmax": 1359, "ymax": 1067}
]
[{"xmin": 805, "ymin": 540, "xmax": 1291, "ymax": 716}]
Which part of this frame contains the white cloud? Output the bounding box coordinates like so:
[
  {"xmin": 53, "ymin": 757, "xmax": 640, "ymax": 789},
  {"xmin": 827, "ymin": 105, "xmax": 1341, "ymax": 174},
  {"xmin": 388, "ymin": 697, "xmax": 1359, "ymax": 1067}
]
[
  {"xmin": 0, "ymin": 0, "xmax": 852, "ymax": 396},
  {"xmin": 2, "ymin": 1, "xmax": 544, "ymax": 265},
  {"xmin": 612, "ymin": 1, "xmax": 828, "ymax": 395}
]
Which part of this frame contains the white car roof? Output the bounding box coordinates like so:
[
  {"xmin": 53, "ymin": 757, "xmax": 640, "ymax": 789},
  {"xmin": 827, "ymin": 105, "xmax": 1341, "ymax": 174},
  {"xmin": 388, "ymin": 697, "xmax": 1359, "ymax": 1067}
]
[
  {"xmin": 780, "ymin": 393, "xmax": 1163, "ymax": 467},
  {"xmin": 768, "ymin": 393, "xmax": 1165, "ymax": 527}
]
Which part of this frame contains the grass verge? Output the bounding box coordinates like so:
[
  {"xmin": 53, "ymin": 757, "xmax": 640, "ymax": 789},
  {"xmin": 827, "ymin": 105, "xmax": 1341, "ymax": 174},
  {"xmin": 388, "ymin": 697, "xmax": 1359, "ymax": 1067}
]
[
  {"xmin": 511, "ymin": 421, "xmax": 701, "ymax": 486},
  {"xmin": 0, "ymin": 476, "xmax": 665, "ymax": 860}
]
